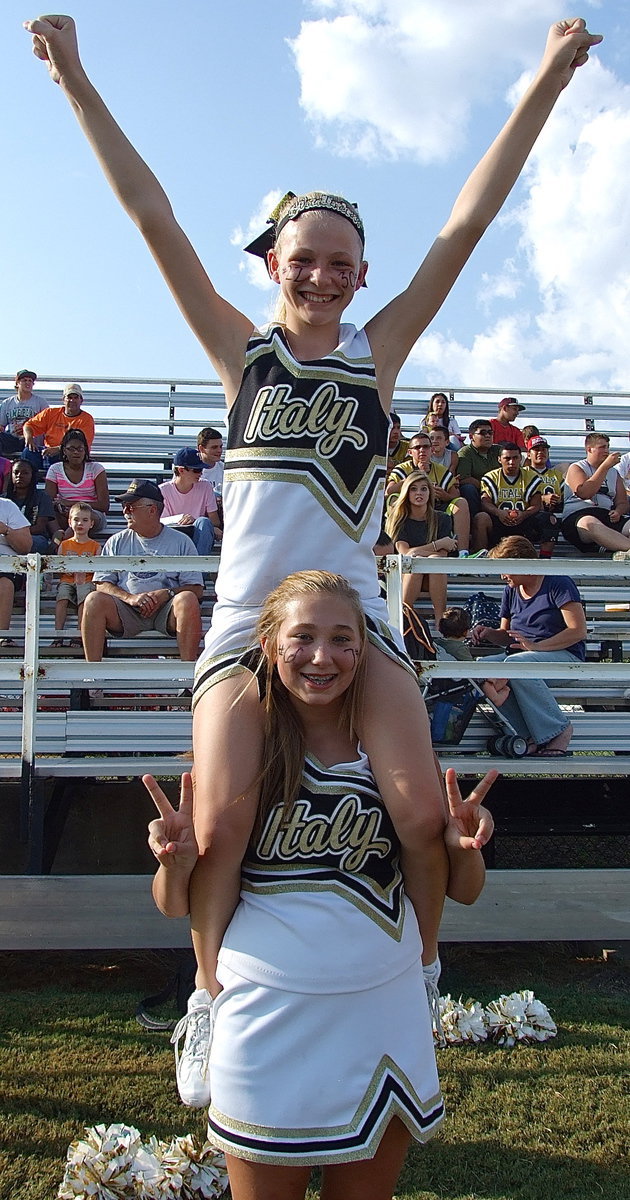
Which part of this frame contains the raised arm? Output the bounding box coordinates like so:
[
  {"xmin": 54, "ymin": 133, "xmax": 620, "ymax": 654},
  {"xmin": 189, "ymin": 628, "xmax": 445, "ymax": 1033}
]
[
  {"xmin": 24, "ymin": 15, "xmax": 254, "ymax": 397},
  {"xmin": 367, "ymin": 18, "xmax": 602, "ymax": 400}
]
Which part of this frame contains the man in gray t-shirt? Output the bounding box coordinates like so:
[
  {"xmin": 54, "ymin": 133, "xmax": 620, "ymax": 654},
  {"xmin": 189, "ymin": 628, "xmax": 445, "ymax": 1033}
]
[
  {"xmin": 83, "ymin": 479, "xmax": 203, "ymax": 661},
  {"xmin": 0, "ymin": 369, "xmax": 47, "ymax": 454}
]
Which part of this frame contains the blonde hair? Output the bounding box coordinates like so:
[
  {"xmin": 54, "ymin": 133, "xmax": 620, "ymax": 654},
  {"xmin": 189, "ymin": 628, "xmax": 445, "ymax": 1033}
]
[
  {"xmin": 255, "ymin": 570, "xmax": 367, "ymax": 829},
  {"xmin": 68, "ymin": 501, "xmax": 95, "ymax": 523},
  {"xmin": 385, "ymin": 471, "xmax": 438, "ymax": 545}
]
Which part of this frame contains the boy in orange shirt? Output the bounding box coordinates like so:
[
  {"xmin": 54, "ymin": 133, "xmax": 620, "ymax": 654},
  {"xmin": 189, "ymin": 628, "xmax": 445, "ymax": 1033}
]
[{"xmin": 52, "ymin": 502, "xmax": 100, "ymax": 647}]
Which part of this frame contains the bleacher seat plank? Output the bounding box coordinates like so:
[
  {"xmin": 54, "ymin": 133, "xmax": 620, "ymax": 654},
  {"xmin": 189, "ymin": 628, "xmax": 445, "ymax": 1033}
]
[
  {"xmin": 1, "ymin": 869, "xmax": 627, "ymax": 949},
  {"xmin": 440, "ymin": 869, "xmax": 630, "ymax": 941}
]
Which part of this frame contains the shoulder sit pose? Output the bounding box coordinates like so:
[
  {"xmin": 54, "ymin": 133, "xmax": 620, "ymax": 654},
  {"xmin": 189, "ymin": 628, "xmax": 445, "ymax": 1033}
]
[
  {"xmin": 26, "ymin": 10, "xmax": 602, "ymax": 1111},
  {"xmin": 144, "ymin": 570, "xmax": 495, "ymax": 1200}
]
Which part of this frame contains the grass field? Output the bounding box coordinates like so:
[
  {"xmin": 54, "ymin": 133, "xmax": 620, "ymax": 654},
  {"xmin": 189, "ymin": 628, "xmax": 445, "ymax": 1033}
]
[{"xmin": 0, "ymin": 944, "xmax": 628, "ymax": 1200}]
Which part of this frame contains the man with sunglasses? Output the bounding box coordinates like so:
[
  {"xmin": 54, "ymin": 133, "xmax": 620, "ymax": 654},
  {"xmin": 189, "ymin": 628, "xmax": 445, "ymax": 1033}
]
[
  {"xmin": 82, "ymin": 478, "xmax": 203, "ymax": 662},
  {"xmin": 455, "ymin": 420, "xmax": 501, "ymax": 516},
  {"xmin": 159, "ymin": 447, "xmax": 222, "ymax": 555}
]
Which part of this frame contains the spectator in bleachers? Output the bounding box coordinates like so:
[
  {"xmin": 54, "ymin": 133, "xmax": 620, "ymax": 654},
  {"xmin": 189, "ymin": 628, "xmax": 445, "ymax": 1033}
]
[
  {"xmin": 197, "ymin": 425, "xmax": 224, "ymax": 495},
  {"xmin": 0, "ymin": 495, "xmax": 32, "ymax": 644},
  {"xmin": 6, "ymin": 459, "xmax": 55, "ymax": 552},
  {"xmin": 521, "ymin": 424, "xmax": 541, "ymax": 445},
  {"xmin": 387, "ymin": 432, "xmax": 471, "ymax": 553},
  {"xmin": 455, "ymin": 420, "xmax": 500, "ymax": 517},
  {"xmin": 474, "ymin": 443, "xmax": 542, "ymax": 550},
  {"xmin": 386, "ymin": 470, "xmax": 456, "ymax": 624},
  {"xmin": 22, "ymin": 383, "xmax": 95, "ymax": 469},
  {"xmin": 424, "ymin": 392, "xmax": 464, "ymax": 448},
  {"xmin": 386, "ymin": 411, "xmax": 410, "ymax": 471},
  {"xmin": 0, "ymin": 370, "xmax": 47, "ymax": 457},
  {"xmin": 469, "ymin": 535, "xmax": 586, "ymax": 755},
  {"xmin": 52, "ymin": 501, "xmax": 101, "ymax": 647},
  {"xmin": 45, "ymin": 429, "xmax": 109, "ymax": 539},
  {"xmin": 429, "ymin": 425, "xmax": 458, "ymax": 475},
  {"xmin": 562, "ymin": 433, "xmax": 630, "ymax": 557},
  {"xmin": 160, "ymin": 447, "xmax": 222, "ymax": 555},
  {"xmin": 197, "ymin": 427, "xmax": 224, "ymax": 531},
  {"xmin": 525, "ymin": 436, "xmax": 565, "ymax": 558},
  {"xmin": 489, "ymin": 398, "xmax": 526, "ymax": 450},
  {"xmin": 436, "ymin": 606, "xmax": 474, "ymax": 660},
  {"xmin": 82, "ymin": 479, "xmax": 203, "ymax": 662}
]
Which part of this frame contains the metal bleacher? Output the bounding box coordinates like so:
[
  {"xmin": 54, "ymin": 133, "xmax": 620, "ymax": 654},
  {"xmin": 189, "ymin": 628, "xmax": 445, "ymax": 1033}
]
[{"xmin": 1, "ymin": 373, "xmax": 628, "ymax": 947}]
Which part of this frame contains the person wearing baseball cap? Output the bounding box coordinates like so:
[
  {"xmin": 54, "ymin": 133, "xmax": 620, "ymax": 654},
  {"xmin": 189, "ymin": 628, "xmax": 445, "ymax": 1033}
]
[
  {"xmin": 489, "ymin": 397, "xmax": 526, "ymax": 451},
  {"xmin": 22, "ymin": 383, "xmax": 95, "ymax": 468},
  {"xmin": 158, "ymin": 447, "xmax": 222, "ymax": 555},
  {"xmin": 81, "ymin": 478, "xmax": 203, "ymax": 663},
  {"xmin": 0, "ymin": 369, "xmax": 47, "ymax": 457},
  {"xmin": 525, "ymin": 436, "xmax": 565, "ymax": 557}
]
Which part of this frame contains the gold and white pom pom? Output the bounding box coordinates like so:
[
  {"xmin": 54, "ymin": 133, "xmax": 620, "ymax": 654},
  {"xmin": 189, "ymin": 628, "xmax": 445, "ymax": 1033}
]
[
  {"xmin": 437, "ymin": 994, "xmax": 488, "ymax": 1045},
  {"xmin": 484, "ymin": 989, "xmax": 558, "ymax": 1047}
]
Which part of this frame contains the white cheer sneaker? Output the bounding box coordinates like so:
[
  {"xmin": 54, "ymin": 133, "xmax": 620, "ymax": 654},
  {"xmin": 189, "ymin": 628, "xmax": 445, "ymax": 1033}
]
[{"xmin": 170, "ymin": 987, "xmax": 214, "ymax": 1107}]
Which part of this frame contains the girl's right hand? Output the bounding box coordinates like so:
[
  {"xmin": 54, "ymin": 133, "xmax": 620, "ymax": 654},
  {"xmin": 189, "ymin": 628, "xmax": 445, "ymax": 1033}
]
[
  {"xmin": 23, "ymin": 14, "xmax": 82, "ymax": 86},
  {"xmin": 441, "ymin": 536, "xmax": 457, "ymax": 552},
  {"xmin": 143, "ymin": 772, "xmax": 199, "ymax": 870}
]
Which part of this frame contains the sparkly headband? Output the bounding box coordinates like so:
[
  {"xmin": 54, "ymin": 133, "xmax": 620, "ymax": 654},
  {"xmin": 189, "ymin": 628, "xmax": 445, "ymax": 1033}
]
[{"xmin": 243, "ymin": 191, "xmax": 365, "ymax": 262}]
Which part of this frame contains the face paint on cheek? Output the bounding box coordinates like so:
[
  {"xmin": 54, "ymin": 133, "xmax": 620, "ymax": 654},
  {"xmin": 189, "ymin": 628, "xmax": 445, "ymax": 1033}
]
[
  {"xmin": 338, "ymin": 269, "xmax": 357, "ymax": 290},
  {"xmin": 281, "ymin": 264, "xmax": 308, "ymax": 282},
  {"xmin": 278, "ymin": 643, "xmax": 303, "ymax": 664},
  {"xmin": 343, "ymin": 647, "xmax": 360, "ymax": 667}
]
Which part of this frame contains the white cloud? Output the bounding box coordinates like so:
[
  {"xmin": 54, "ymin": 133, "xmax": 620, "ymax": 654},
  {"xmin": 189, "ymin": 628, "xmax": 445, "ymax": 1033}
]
[
  {"xmin": 231, "ymin": 189, "xmax": 284, "ymax": 291},
  {"xmin": 290, "ymin": 0, "xmax": 562, "ymax": 162},
  {"xmin": 410, "ymin": 57, "xmax": 630, "ymax": 391},
  {"xmin": 478, "ymin": 260, "xmax": 523, "ymax": 309},
  {"xmin": 288, "ymin": 2, "xmax": 629, "ymax": 390}
]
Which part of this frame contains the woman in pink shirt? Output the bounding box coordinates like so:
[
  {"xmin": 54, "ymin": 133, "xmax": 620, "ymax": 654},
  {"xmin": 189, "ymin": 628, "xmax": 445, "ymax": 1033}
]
[{"xmin": 159, "ymin": 447, "xmax": 222, "ymax": 555}]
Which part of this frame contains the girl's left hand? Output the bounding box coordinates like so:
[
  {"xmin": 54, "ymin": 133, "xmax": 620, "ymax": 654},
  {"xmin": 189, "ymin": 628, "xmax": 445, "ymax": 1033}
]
[
  {"xmin": 444, "ymin": 767, "xmax": 497, "ymax": 851},
  {"xmin": 542, "ymin": 18, "xmax": 603, "ymax": 91}
]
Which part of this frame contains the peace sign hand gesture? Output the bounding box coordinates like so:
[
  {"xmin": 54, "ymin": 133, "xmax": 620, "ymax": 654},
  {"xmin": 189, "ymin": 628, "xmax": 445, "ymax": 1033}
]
[
  {"xmin": 444, "ymin": 767, "xmax": 497, "ymax": 852},
  {"xmin": 143, "ymin": 772, "xmax": 199, "ymax": 871}
]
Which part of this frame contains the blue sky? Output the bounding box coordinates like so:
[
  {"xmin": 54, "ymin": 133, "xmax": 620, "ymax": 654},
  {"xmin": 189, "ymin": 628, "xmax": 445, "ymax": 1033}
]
[{"xmin": 3, "ymin": 0, "xmax": 628, "ymax": 393}]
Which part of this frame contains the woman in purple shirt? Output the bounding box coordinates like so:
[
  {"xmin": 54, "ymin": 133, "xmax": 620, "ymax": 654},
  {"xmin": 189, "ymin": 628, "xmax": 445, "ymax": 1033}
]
[{"xmin": 470, "ymin": 535, "xmax": 586, "ymax": 755}]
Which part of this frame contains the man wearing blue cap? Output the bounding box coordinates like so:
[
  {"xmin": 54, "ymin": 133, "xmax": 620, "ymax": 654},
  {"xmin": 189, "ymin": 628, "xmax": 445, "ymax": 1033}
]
[{"xmin": 159, "ymin": 447, "xmax": 222, "ymax": 555}]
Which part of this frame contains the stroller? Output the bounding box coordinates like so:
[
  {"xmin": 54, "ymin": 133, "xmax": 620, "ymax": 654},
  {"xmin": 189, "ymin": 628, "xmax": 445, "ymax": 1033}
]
[
  {"xmin": 401, "ymin": 602, "xmax": 528, "ymax": 759},
  {"xmin": 422, "ymin": 676, "xmax": 529, "ymax": 759}
]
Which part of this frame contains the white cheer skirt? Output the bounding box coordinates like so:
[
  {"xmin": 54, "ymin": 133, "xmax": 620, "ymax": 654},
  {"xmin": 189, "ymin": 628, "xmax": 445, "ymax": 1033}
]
[{"xmin": 206, "ymin": 959, "xmax": 444, "ymax": 1166}]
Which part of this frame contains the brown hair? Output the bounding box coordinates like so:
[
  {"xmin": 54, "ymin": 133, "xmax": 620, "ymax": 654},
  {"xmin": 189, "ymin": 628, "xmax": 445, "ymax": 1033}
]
[
  {"xmin": 438, "ymin": 607, "xmax": 471, "ymax": 638},
  {"xmin": 585, "ymin": 432, "xmax": 610, "ymax": 449},
  {"xmin": 197, "ymin": 426, "xmax": 222, "ymax": 446},
  {"xmin": 488, "ymin": 536, "xmax": 538, "ymax": 560},
  {"xmin": 385, "ymin": 470, "xmax": 438, "ymax": 545},
  {"xmin": 255, "ymin": 571, "xmax": 367, "ymax": 829}
]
